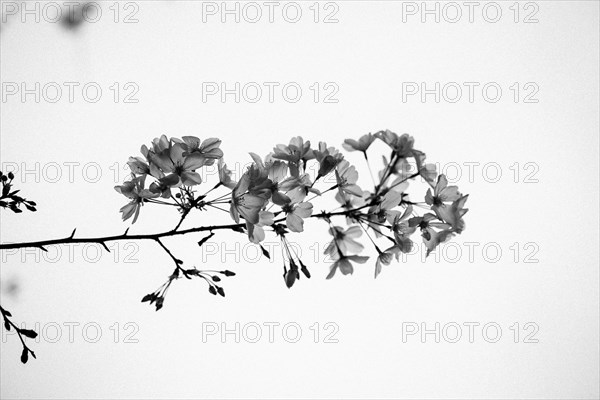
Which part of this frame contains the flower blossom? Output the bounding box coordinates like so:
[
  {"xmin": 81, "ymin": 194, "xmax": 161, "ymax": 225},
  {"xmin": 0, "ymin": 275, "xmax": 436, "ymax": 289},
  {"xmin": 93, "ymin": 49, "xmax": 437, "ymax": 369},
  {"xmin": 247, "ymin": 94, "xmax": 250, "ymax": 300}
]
[
  {"xmin": 342, "ymin": 133, "xmax": 376, "ymax": 156},
  {"xmin": 324, "ymin": 225, "xmax": 364, "ymax": 258},
  {"xmin": 326, "ymin": 254, "xmax": 369, "ymax": 279},
  {"xmin": 409, "ymin": 213, "xmax": 454, "ymax": 256},
  {"xmin": 114, "ymin": 176, "xmax": 159, "ymax": 223},
  {"xmin": 247, "ymin": 210, "xmax": 274, "ymax": 243},
  {"xmin": 174, "ymin": 136, "xmax": 223, "ymax": 166},
  {"xmin": 271, "ymin": 136, "xmax": 314, "ymax": 177},
  {"xmin": 386, "ymin": 205, "xmax": 417, "ymax": 253},
  {"xmin": 375, "ymin": 130, "xmax": 415, "ymax": 158},
  {"xmin": 282, "ymin": 201, "xmax": 313, "ymax": 233},
  {"xmin": 313, "ymin": 142, "xmax": 344, "ymax": 179},
  {"xmin": 425, "ymin": 175, "xmax": 468, "ymax": 231},
  {"xmin": 335, "ymin": 160, "xmax": 363, "ymax": 197}
]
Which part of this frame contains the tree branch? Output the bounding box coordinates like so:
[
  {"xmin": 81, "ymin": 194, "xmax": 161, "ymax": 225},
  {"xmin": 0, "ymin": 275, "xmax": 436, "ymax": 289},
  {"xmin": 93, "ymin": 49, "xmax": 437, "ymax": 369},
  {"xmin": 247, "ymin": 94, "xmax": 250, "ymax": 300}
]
[
  {"xmin": 0, "ymin": 305, "xmax": 37, "ymax": 364},
  {"xmin": 0, "ymin": 208, "xmax": 369, "ymax": 252}
]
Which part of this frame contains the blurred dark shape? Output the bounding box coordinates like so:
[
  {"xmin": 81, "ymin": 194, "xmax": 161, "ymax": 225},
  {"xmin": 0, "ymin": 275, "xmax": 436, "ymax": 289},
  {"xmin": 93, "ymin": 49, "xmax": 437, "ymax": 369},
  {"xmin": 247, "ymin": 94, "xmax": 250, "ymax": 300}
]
[
  {"xmin": 1, "ymin": 278, "xmax": 20, "ymax": 298},
  {"xmin": 61, "ymin": 3, "xmax": 88, "ymax": 31},
  {"xmin": 6, "ymin": 281, "xmax": 19, "ymax": 296}
]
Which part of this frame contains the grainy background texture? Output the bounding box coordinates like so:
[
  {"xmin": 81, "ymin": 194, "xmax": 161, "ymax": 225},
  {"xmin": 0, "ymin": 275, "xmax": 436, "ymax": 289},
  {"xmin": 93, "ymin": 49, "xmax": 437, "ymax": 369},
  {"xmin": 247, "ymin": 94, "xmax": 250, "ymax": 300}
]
[{"xmin": 0, "ymin": 1, "xmax": 598, "ymax": 399}]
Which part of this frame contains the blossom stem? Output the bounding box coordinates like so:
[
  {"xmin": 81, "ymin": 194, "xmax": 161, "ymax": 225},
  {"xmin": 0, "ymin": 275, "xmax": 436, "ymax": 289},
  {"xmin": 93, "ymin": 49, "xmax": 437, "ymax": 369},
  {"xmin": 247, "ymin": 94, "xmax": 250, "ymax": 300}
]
[
  {"xmin": 202, "ymin": 182, "xmax": 221, "ymax": 197},
  {"xmin": 173, "ymin": 208, "xmax": 192, "ymax": 231},
  {"xmin": 205, "ymin": 203, "xmax": 229, "ymax": 214},
  {"xmin": 171, "ymin": 194, "xmax": 183, "ymax": 207},
  {"xmin": 357, "ymin": 220, "xmax": 381, "ymax": 253},
  {"xmin": 364, "ymin": 153, "xmax": 377, "ymax": 189},
  {"xmin": 386, "ymin": 172, "xmax": 421, "ymax": 192},
  {"xmin": 206, "ymin": 200, "xmax": 230, "ymax": 205},
  {"xmin": 357, "ymin": 215, "xmax": 390, "ymax": 230},
  {"xmin": 155, "ymin": 238, "xmax": 183, "ymax": 269},
  {"xmin": 374, "ymin": 151, "xmax": 398, "ymax": 195},
  {"xmin": 146, "ymin": 199, "xmax": 179, "ymax": 207},
  {"xmin": 285, "ymin": 236, "xmax": 302, "ymax": 262},
  {"xmin": 206, "ymin": 191, "xmax": 232, "ymax": 204},
  {"xmin": 305, "ymin": 184, "xmax": 338, "ymax": 202}
]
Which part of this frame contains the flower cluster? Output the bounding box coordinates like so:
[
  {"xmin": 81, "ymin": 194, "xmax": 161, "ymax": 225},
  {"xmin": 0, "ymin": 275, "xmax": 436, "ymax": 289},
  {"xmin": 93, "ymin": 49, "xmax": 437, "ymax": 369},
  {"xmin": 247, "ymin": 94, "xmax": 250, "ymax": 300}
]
[
  {"xmin": 329, "ymin": 130, "xmax": 469, "ymax": 277},
  {"xmin": 0, "ymin": 171, "xmax": 37, "ymax": 213},
  {"xmin": 0, "ymin": 130, "xmax": 470, "ymax": 365},
  {"xmin": 115, "ymin": 135, "xmax": 224, "ymax": 223},
  {"xmin": 141, "ymin": 268, "xmax": 236, "ymax": 311},
  {"xmin": 115, "ymin": 131, "xmax": 469, "ymax": 290}
]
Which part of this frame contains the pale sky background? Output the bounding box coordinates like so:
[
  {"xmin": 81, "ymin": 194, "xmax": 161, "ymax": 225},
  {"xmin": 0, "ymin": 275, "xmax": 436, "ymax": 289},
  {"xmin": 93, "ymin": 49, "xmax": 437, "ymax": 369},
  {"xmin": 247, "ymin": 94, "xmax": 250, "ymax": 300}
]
[{"xmin": 0, "ymin": 1, "xmax": 599, "ymax": 399}]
